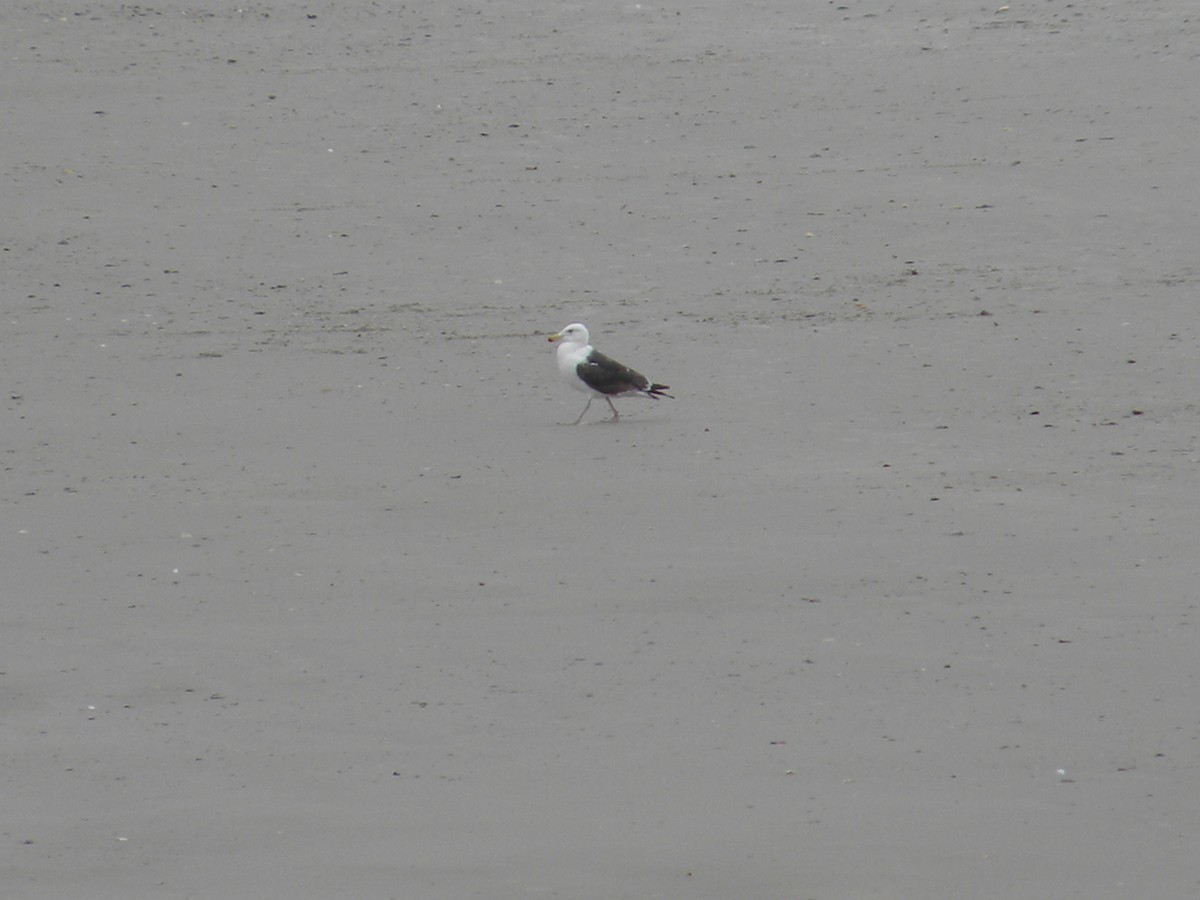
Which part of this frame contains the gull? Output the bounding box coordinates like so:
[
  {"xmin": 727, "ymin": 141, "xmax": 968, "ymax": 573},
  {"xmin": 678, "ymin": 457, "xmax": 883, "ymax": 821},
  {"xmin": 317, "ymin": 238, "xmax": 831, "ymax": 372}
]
[{"xmin": 547, "ymin": 322, "xmax": 673, "ymax": 424}]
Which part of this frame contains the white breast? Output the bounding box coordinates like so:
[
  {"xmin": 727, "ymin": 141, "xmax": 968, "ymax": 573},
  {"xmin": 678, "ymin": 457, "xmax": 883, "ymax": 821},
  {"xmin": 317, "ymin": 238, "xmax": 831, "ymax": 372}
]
[{"xmin": 556, "ymin": 341, "xmax": 594, "ymax": 394}]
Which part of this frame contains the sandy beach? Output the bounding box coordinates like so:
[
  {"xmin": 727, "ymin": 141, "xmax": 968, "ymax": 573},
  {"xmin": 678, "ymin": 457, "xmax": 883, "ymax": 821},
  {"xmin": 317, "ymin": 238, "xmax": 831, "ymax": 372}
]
[{"xmin": 4, "ymin": 3, "xmax": 1199, "ymax": 897}]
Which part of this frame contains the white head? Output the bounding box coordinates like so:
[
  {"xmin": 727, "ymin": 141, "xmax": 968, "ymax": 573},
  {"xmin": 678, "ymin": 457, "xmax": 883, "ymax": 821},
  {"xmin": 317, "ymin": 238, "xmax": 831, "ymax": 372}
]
[{"xmin": 547, "ymin": 323, "xmax": 590, "ymax": 348}]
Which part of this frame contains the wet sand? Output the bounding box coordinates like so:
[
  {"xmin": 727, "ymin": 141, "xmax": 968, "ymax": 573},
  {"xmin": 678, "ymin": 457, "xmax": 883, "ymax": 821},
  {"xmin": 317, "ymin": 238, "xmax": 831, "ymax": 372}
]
[{"xmin": 5, "ymin": 3, "xmax": 1200, "ymax": 897}]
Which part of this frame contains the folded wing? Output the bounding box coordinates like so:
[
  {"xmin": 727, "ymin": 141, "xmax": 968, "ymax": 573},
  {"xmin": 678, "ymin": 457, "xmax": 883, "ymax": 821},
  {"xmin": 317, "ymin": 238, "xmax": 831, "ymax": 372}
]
[{"xmin": 576, "ymin": 350, "xmax": 651, "ymax": 396}]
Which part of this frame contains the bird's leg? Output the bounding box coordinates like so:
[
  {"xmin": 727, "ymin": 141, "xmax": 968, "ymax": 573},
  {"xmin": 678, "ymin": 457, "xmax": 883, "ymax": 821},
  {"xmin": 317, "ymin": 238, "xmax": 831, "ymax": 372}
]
[
  {"xmin": 605, "ymin": 398, "xmax": 620, "ymax": 421},
  {"xmin": 570, "ymin": 397, "xmax": 592, "ymax": 425}
]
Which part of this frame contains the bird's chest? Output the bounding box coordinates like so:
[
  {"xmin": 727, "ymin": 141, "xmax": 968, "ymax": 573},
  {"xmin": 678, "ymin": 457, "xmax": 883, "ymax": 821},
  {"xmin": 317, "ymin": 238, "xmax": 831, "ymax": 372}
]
[{"xmin": 557, "ymin": 347, "xmax": 594, "ymax": 393}]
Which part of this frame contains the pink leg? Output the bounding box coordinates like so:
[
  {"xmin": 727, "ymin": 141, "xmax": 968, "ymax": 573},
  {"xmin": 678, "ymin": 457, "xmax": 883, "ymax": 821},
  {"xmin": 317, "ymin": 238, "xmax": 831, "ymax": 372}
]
[{"xmin": 570, "ymin": 397, "xmax": 592, "ymax": 425}]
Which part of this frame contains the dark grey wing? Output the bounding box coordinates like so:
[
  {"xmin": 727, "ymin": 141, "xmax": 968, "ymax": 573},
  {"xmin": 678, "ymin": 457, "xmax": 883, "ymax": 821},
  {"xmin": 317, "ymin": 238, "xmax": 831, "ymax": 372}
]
[{"xmin": 576, "ymin": 350, "xmax": 650, "ymax": 395}]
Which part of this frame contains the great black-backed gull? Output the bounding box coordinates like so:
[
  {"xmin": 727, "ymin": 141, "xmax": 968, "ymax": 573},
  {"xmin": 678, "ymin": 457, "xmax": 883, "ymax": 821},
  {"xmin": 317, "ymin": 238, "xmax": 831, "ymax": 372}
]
[{"xmin": 547, "ymin": 322, "xmax": 673, "ymax": 424}]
